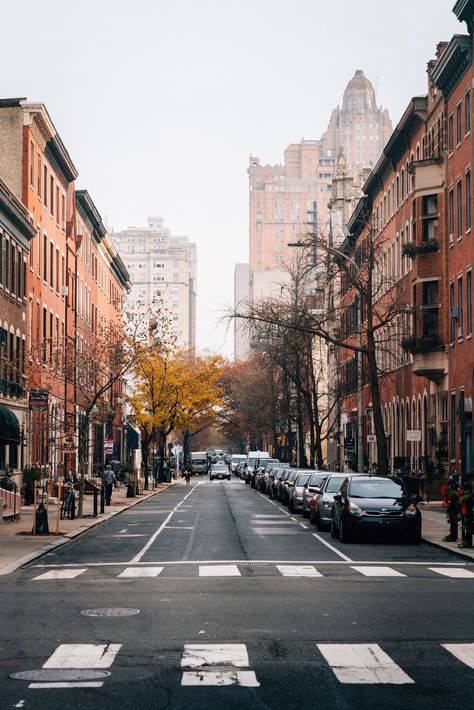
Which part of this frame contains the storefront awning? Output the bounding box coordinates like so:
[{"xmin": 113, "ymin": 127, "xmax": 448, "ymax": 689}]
[{"xmin": 0, "ymin": 406, "xmax": 20, "ymax": 443}]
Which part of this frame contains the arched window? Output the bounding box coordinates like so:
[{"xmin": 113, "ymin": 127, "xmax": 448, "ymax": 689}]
[
  {"xmin": 401, "ymin": 169, "xmax": 405, "ymax": 201},
  {"xmin": 396, "ymin": 175, "xmax": 400, "ymax": 208}
]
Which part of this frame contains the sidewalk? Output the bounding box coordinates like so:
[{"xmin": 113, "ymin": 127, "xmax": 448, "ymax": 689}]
[
  {"xmin": 0, "ymin": 481, "xmax": 176, "ymax": 576},
  {"xmin": 418, "ymin": 502, "xmax": 474, "ymax": 561}
]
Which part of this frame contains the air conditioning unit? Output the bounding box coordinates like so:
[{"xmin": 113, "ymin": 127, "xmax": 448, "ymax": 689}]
[
  {"xmin": 62, "ymin": 286, "xmax": 68, "ymax": 297},
  {"xmin": 451, "ymin": 307, "xmax": 459, "ymax": 318}
]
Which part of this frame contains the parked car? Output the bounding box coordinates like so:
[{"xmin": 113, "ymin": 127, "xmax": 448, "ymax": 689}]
[
  {"xmin": 288, "ymin": 471, "xmax": 313, "ymax": 512},
  {"xmin": 311, "ymin": 472, "xmax": 351, "ymax": 530},
  {"xmin": 230, "ymin": 454, "xmax": 246, "ymax": 474},
  {"xmin": 268, "ymin": 468, "xmax": 288, "ymax": 499},
  {"xmin": 302, "ymin": 471, "xmax": 328, "ymax": 518},
  {"xmin": 331, "ymin": 475, "xmax": 422, "ymax": 543},
  {"xmin": 209, "ymin": 464, "xmax": 230, "ymax": 481},
  {"xmin": 262, "ymin": 463, "xmax": 288, "ymax": 495},
  {"xmin": 254, "ymin": 459, "xmax": 280, "ymax": 491},
  {"xmin": 280, "ymin": 469, "xmax": 300, "ymax": 505}
]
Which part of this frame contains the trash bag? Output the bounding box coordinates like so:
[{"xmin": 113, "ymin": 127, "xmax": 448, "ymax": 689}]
[{"xmin": 33, "ymin": 503, "xmax": 49, "ymax": 535}]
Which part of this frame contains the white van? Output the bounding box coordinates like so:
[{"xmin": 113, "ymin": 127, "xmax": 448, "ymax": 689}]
[
  {"xmin": 190, "ymin": 451, "xmax": 208, "ymax": 475},
  {"xmin": 247, "ymin": 450, "xmax": 270, "ymax": 471}
]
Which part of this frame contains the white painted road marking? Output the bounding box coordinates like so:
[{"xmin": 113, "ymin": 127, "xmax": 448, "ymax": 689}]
[
  {"xmin": 429, "ymin": 567, "xmax": 474, "ymax": 579},
  {"xmin": 32, "ymin": 569, "xmax": 87, "ymax": 580},
  {"xmin": 252, "ymin": 528, "xmax": 300, "ymax": 535},
  {"xmin": 181, "ymin": 644, "xmax": 249, "ymax": 668},
  {"xmin": 317, "ymin": 644, "xmax": 414, "ymax": 684},
  {"xmin": 118, "ymin": 567, "xmax": 163, "ymax": 578},
  {"xmin": 29, "ymin": 643, "xmax": 122, "ymax": 689},
  {"xmin": 181, "ymin": 643, "xmax": 260, "ymax": 687},
  {"xmin": 181, "ymin": 670, "xmax": 259, "ymax": 687},
  {"xmin": 277, "ymin": 565, "xmax": 322, "ymax": 577},
  {"xmin": 352, "ymin": 566, "xmax": 406, "ymax": 577},
  {"xmin": 442, "ymin": 643, "xmax": 474, "ymax": 668},
  {"xmin": 312, "ymin": 533, "xmax": 353, "ymax": 562},
  {"xmin": 43, "ymin": 643, "xmax": 122, "ymax": 669},
  {"xmin": 199, "ymin": 565, "xmax": 241, "ymax": 577}
]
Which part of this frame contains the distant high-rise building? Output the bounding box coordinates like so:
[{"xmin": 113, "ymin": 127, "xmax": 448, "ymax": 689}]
[
  {"xmin": 112, "ymin": 217, "xmax": 197, "ymax": 350},
  {"xmin": 247, "ymin": 70, "xmax": 392, "ymax": 280}
]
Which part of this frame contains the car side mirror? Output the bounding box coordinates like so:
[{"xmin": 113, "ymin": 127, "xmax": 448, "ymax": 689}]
[
  {"xmin": 412, "ymin": 494, "xmax": 422, "ymax": 504},
  {"xmin": 333, "ymin": 494, "xmax": 343, "ymax": 502}
]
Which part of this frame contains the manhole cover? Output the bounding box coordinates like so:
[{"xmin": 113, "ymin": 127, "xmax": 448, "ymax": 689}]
[
  {"xmin": 81, "ymin": 607, "xmax": 140, "ymax": 617},
  {"xmin": 11, "ymin": 669, "xmax": 110, "ymax": 682}
]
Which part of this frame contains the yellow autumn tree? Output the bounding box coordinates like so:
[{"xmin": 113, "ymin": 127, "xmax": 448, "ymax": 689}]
[{"xmin": 130, "ymin": 347, "xmax": 223, "ymax": 484}]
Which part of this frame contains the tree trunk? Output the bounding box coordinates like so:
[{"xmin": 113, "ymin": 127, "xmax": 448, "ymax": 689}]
[
  {"xmin": 367, "ymin": 331, "xmax": 389, "ymax": 476},
  {"xmin": 295, "ymin": 385, "xmax": 306, "ymax": 467},
  {"xmin": 77, "ymin": 413, "xmax": 90, "ymax": 518},
  {"xmin": 183, "ymin": 430, "xmax": 191, "ymax": 464}
]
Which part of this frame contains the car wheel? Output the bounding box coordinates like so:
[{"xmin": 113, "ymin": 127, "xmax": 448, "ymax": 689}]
[
  {"xmin": 302, "ymin": 507, "xmax": 309, "ymax": 519},
  {"xmin": 315, "ymin": 510, "xmax": 325, "ymax": 531},
  {"xmin": 288, "ymin": 499, "xmax": 294, "ymax": 513},
  {"xmin": 330, "ymin": 515, "xmax": 338, "ymax": 538},
  {"xmin": 339, "ymin": 515, "xmax": 353, "ymax": 543},
  {"xmin": 407, "ymin": 527, "xmax": 421, "ymax": 544}
]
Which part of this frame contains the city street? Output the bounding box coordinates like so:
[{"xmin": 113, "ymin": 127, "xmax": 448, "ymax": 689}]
[{"xmin": 1, "ymin": 479, "xmax": 473, "ymax": 709}]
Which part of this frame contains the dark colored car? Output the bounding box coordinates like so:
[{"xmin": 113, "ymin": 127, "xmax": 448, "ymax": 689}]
[
  {"xmin": 331, "ymin": 475, "xmax": 422, "ymax": 543},
  {"xmin": 280, "ymin": 469, "xmax": 300, "ymax": 505},
  {"xmin": 268, "ymin": 468, "xmax": 288, "ymax": 499},
  {"xmin": 254, "ymin": 459, "xmax": 280, "ymax": 491}
]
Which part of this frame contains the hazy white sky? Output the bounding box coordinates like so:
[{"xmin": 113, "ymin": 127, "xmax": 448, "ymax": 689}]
[{"xmin": 1, "ymin": 1, "xmax": 461, "ymax": 355}]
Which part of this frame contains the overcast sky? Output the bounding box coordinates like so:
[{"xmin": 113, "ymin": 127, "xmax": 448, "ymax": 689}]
[{"xmin": 1, "ymin": 1, "xmax": 461, "ymax": 356}]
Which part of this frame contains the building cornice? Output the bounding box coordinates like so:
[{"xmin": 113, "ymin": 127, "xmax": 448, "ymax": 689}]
[
  {"xmin": 76, "ymin": 189, "xmax": 107, "ymax": 243},
  {"xmin": 454, "ymin": 0, "xmax": 474, "ymax": 33},
  {"xmin": 432, "ymin": 35, "xmax": 472, "ymax": 99},
  {"xmin": 0, "ymin": 178, "xmax": 36, "ymax": 250},
  {"xmin": 22, "ymin": 103, "xmax": 78, "ymax": 183}
]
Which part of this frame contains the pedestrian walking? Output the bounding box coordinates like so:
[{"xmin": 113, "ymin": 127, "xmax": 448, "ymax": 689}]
[
  {"xmin": 103, "ymin": 464, "xmax": 117, "ymax": 505},
  {"xmin": 184, "ymin": 464, "xmax": 191, "ymax": 485}
]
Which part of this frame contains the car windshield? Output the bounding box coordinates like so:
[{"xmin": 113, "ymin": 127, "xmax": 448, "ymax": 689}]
[
  {"xmin": 192, "ymin": 458, "xmax": 206, "ymax": 465},
  {"xmin": 308, "ymin": 473, "xmax": 327, "ymax": 486},
  {"xmin": 349, "ymin": 479, "xmax": 407, "ymax": 499},
  {"xmin": 325, "ymin": 476, "xmax": 346, "ymax": 493},
  {"xmin": 295, "ymin": 474, "xmax": 311, "ymax": 487},
  {"xmin": 212, "ymin": 465, "xmax": 227, "ymax": 472},
  {"xmin": 232, "ymin": 456, "xmax": 245, "ymax": 462}
]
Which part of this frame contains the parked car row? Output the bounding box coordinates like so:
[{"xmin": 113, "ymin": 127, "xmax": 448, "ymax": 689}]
[{"xmin": 237, "ymin": 459, "xmax": 422, "ymax": 544}]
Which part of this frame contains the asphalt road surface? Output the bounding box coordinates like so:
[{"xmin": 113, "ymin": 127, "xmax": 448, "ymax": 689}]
[{"xmin": 1, "ymin": 478, "xmax": 474, "ymax": 710}]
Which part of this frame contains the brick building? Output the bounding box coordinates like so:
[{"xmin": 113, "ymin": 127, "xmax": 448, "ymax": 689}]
[
  {"xmin": 0, "ymin": 178, "xmax": 36, "ymax": 476},
  {"xmin": 0, "ymin": 98, "xmax": 130, "ymax": 479},
  {"xmin": 337, "ymin": 1, "xmax": 474, "ymax": 487}
]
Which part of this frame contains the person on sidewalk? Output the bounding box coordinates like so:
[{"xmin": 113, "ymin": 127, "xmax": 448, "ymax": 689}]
[
  {"xmin": 103, "ymin": 464, "xmax": 117, "ymax": 506},
  {"xmin": 184, "ymin": 464, "xmax": 191, "ymax": 485}
]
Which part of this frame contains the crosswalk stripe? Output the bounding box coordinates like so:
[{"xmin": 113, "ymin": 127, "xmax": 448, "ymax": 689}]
[
  {"xmin": 181, "ymin": 670, "xmax": 260, "ymax": 687},
  {"xmin": 43, "ymin": 644, "xmax": 122, "ymax": 669},
  {"xmin": 29, "ymin": 682, "xmax": 104, "ymax": 689},
  {"xmin": 442, "ymin": 644, "xmax": 474, "ymax": 668},
  {"xmin": 181, "ymin": 644, "xmax": 249, "ymax": 668},
  {"xmin": 199, "ymin": 565, "xmax": 241, "ymax": 577},
  {"xmin": 277, "ymin": 565, "xmax": 322, "ymax": 577},
  {"xmin": 118, "ymin": 567, "xmax": 163, "ymax": 578},
  {"xmin": 429, "ymin": 567, "xmax": 474, "ymax": 579},
  {"xmin": 317, "ymin": 644, "xmax": 414, "ymax": 684},
  {"xmin": 351, "ymin": 566, "xmax": 406, "ymax": 577},
  {"xmin": 32, "ymin": 569, "xmax": 87, "ymax": 580}
]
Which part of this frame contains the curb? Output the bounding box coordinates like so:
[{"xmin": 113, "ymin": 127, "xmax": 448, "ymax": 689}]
[
  {"xmin": 0, "ymin": 483, "xmax": 176, "ymax": 576},
  {"xmin": 421, "ymin": 534, "xmax": 474, "ymax": 562}
]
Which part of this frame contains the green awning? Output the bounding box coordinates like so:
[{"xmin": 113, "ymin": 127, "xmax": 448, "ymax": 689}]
[{"xmin": 0, "ymin": 406, "xmax": 20, "ymax": 443}]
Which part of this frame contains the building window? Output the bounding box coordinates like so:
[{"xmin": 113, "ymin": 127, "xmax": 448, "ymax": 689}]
[
  {"xmin": 467, "ymin": 271, "xmax": 472, "ymax": 336},
  {"xmin": 451, "ymin": 393, "xmax": 456, "ymax": 458},
  {"xmin": 43, "ymin": 234, "xmax": 47, "ymax": 281},
  {"xmin": 50, "ymin": 176, "xmax": 54, "ymax": 216},
  {"xmin": 448, "ymin": 113, "xmax": 454, "ymax": 151},
  {"xmin": 43, "ymin": 165, "xmax": 48, "ymax": 208},
  {"xmin": 450, "ymin": 281, "xmax": 455, "ymax": 343},
  {"xmin": 50, "ymin": 242, "xmax": 54, "ymax": 289},
  {"xmin": 10, "ymin": 242, "xmax": 15, "ymax": 295},
  {"xmin": 467, "ymin": 170, "xmax": 471, "ymax": 231},
  {"xmin": 30, "ymin": 142, "xmax": 34, "ymax": 187},
  {"xmin": 466, "ymin": 90, "xmax": 471, "ymax": 135},
  {"xmin": 449, "ymin": 189, "xmax": 455, "ymax": 239},
  {"xmin": 457, "ymin": 181, "xmax": 463, "ymax": 237},
  {"xmin": 457, "ymin": 103, "xmax": 462, "ymax": 145},
  {"xmin": 458, "ymin": 276, "xmax": 463, "ymax": 339},
  {"xmin": 37, "ymin": 155, "xmax": 41, "ymax": 197}
]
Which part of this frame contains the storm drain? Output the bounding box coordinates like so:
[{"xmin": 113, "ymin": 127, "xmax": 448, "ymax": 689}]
[
  {"xmin": 11, "ymin": 669, "xmax": 110, "ymax": 682},
  {"xmin": 81, "ymin": 607, "xmax": 140, "ymax": 617}
]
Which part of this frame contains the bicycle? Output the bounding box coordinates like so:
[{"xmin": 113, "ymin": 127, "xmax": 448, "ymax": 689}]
[{"xmin": 60, "ymin": 486, "xmax": 76, "ymax": 520}]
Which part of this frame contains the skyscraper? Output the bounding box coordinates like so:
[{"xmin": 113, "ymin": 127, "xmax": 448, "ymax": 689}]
[{"xmin": 112, "ymin": 218, "xmax": 197, "ymax": 350}]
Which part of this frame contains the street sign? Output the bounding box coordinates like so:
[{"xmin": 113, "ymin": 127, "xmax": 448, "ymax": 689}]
[
  {"xmin": 104, "ymin": 439, "xmax": 114, "ymax": 454},
  {"xmin": 406, "ymin": 429, "xmax": 422, "ymax": 442},
  {"xmin": 28, "ymin": 389, "xmax": 48, "ymax": 411},
  {"xmin": 367, "ymin": 434, "xmax": 376, "ymax": 444}
]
